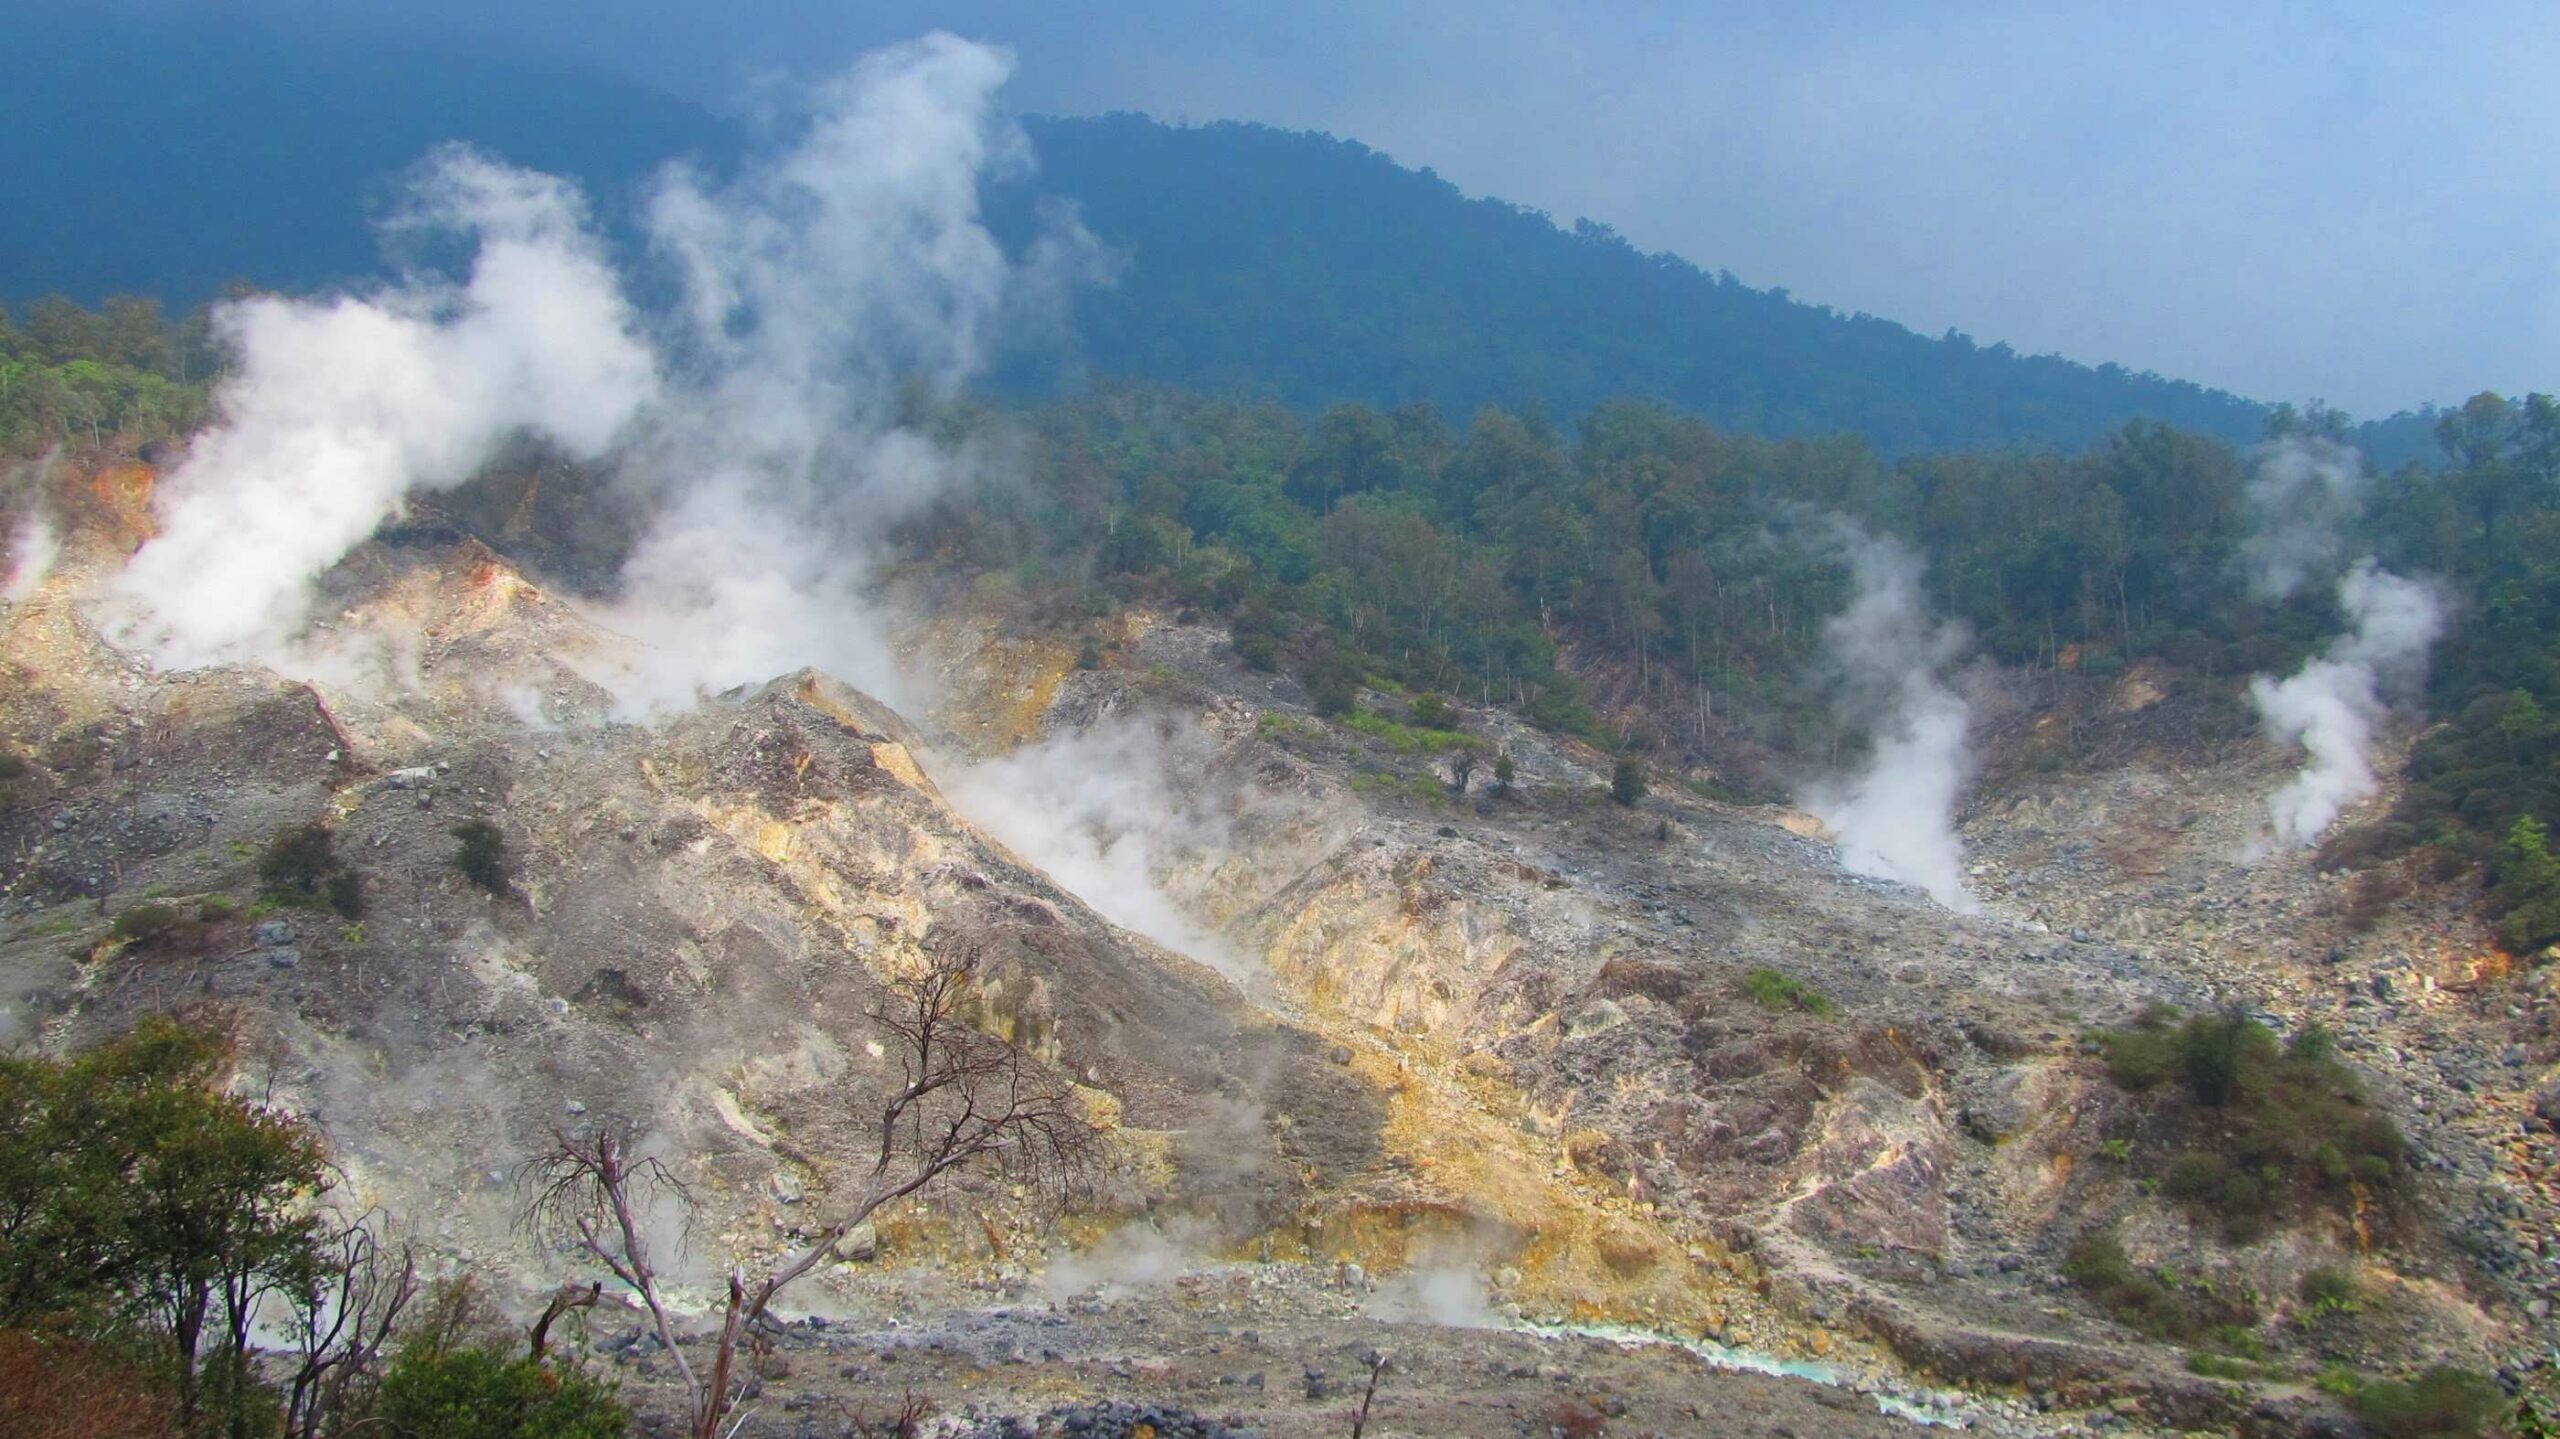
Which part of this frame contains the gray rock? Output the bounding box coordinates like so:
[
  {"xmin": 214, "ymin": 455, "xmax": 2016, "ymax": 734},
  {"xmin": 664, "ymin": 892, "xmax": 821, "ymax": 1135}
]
[
  {"xmin": 254, "ymin": 919, "xmax": 296, "ymax": 946},
  {"xmin": 267, "ymin": 947, "xmax": 301, "ymax": 969}
]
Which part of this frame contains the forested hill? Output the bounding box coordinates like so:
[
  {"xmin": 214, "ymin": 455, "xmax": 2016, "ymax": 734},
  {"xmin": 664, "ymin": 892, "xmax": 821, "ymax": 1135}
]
[
  {"xmin": 0, "ymin": 8, "xmax": 2441, "ymax": 462},
  {"xmin": 1001, "ymin": 114, "xmax": 2337, "ymax": 458},
  {"xmin": 0, "ymin": 6, "xmax": 733, "ymax": 306}
]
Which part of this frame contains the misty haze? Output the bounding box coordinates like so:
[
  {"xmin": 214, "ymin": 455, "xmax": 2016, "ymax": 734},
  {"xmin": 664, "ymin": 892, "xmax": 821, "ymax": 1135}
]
[{"xmin": 0, "ymin": 5, "xmax": 2555, "ymax": 1438}]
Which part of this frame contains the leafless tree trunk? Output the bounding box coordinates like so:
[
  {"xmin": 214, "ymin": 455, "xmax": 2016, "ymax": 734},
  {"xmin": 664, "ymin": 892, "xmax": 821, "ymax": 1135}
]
[
  {"xmin": 524, "ymin": 952, "xmax": 1094, "ymax": 1439},
  {"xmin": 281, "ymin": 1212, "xmax": 419, "ymax": 1439}
]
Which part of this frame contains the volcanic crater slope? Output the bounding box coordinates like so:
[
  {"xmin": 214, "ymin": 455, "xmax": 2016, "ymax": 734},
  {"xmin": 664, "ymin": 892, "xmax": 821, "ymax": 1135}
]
[{"xmin": 0, "ymin": 506, "xmax": 2547, "ymax": 1435}]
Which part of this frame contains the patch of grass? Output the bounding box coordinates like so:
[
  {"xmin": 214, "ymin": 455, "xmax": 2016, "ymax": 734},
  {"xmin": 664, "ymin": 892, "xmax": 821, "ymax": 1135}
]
[
  {"xmin": 108, "ymin": 902, "xmax": 183, "ymax": 945},
  {"xmin": 1256, "ymin": 711, "xmax": 1322, "ymax": 743},
  {"xmin": 194, "ymin": 895, "xmax": 236, "ymax": 923},
  {"xmin": 1348, "ymin": 769, "xmax": 1448, "ymax": 808},
  {"xmin": 1742, "ymin": 967, "xmax": 1833, "ymax": 1016},
  {"xmin": 2296, "ymin": 1265, "xmax": 2362, "ymax": 1327},
  {"xmin": 2186, "ymin": 1351, "xmax": 2274, "ymax": 1381},
  {"xmin": 2063, "ymin": 1231, "xmax": 2259, "ymax": 1345},
  {"xmin": 1342, "ymin": 707, "xmax": 1473, "ymax": 756},
  {"xmin": 1683, "ymin": 774, "xmax": 1772, "ymax": 806},
  {"xmin": 2343, "ymin": 1367, "xmax": 2509, "ymax": 1439},
  {"xmin": 17, "ymin": 915, "xmax": 80, "ymax": 939},
  {"xmin": 2093, "ymin": 1007, "xmax": 2405, "ymax": 1239}
]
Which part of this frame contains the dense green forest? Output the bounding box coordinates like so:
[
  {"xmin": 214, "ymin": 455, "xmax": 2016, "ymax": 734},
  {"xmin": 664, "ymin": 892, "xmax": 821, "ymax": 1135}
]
[
  {"xmin": 0, "ymin": 296, "xmax": 212, "ymax": 455},
  {"xmin": 10, "ymin": 293, "xmax": 2560, "ymax": 948}
]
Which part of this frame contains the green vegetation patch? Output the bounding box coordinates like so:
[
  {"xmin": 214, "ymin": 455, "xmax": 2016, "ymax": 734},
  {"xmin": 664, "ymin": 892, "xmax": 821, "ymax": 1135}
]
[
  {"xmin": 2094, "ymin": 1007, "xmax": 2404, "ymax": 1240},
  {"xmin": 258, "ymin": 820, "xmax": 366, "ymax": 920},
  {"xmin": 2063, "ymin": 1231, "xmax": 2259, "ymax": 1346},
  {"xmin": 1742, "ymin": 967, "xmax": 1833, "ymax": 1017}
]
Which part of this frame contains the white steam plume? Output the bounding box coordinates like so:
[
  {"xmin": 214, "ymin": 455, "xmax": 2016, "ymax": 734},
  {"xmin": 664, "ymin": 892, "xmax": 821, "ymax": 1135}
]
[
  {"xmin": 2241, "ymin": 435, "xmax": 2367, "ymax": 601},
  {"xmin": 109, "ymin": 151, "xmax": 657, "ymax": 668},
  {"xmin": 2249, "ymin": 559, "xmax": 2445, "ymax": 848},
  {"xmin": 941, "ymin": 715, "xmax": 1245, "ymax": 977},
  {"xmin": 582, "ymin": 34, "xmax": 1050, "ymax": 710},
  {"xmin": 4, "ymin": 515, "xmax": 56, "ymax": 603},
  {"xmin": 1802, "ymin": 526, "xmax": 1980, "ymax": 913}
]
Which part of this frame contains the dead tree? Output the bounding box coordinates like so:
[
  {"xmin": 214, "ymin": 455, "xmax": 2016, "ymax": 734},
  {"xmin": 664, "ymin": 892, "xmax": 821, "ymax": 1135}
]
[
  {"xmin": 524, "ymin": 952, "xmax": 1094, "ymax": 1439},
  {"xmin": 279, "ymin": 1212, "xmax": 419, "ymax": 1439}
]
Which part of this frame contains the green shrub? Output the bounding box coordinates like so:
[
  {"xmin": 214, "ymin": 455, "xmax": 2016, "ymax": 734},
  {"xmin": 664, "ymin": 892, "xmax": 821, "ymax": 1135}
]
[
  {"xmin": 1742, "ymin": 968, "xmax": 1833, "ymax": 1017},
  {"xmin": 195, "ymin": 895, "xmax": 236, "ymax": 923},
  {"xmin": 451, "ymin": 820, "xmax": 512, "ymax": 896},
  {"xmin": 372, "ymin": 1346, "xmax": 627, "ymax": 1439},
  {"xmin": 2297, "ymin": 1265, "xmax": 2362, "ymax": 1325},
  {"xmin": 258, "ymin": 822, "xmax": 340, "ymax": 895},
  {"xmin": 2348, "ymin": 1367, "xmax": 2508, "ymax": 1439},
  {"xmin": 1409, "ymin": 693, "xmax": 1459, "ymax": 730},
  {"xmin": 109, "ymin": 901, "xmax": 182, "ymax": 944},
  {"xmin": 1610, "ymin": 756, "xmax": 1646, "ymax": 807},
  {"xmin": 325, "ymin": 869, "xmax": 366, "ymax": 920},
  {"xmin": 0, "ymin": 752, "xmax": 25, "ymax": 782},
  {"xmin": 2092, "ymin": 1006, "xmax": 2406, "ymax": 1237},
  {"xmin": 2063, "ymin": 1232, "xmax": 2258, "ymax": 1344}
]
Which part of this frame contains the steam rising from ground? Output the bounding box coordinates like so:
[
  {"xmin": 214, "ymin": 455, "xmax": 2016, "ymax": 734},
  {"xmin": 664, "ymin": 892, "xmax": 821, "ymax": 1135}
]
[
  {"xmin": 2241, "ymin": 436, "xmax": 2368, "ymax": 601},
  {"xmin": 2249, "ymin": 560, "xmax": 2446, "ymax": 848},
  {"xmin": 1802, "ymin": 526, "xmax": 1980, "ymax": 913},
  {"xmin": 2238, "ymin": 440, "xmax": 2447, "ymax": 849},
  {"xmin": 942, "ymin": 715, "xmax": 1245, "ymax": 977},
  {"xmin": 4, "ymin": 514, "xmax": 55, "ymax": 603},
  {"xmin": 101, "ymin": 33, "xmax": 1091, "ymax": 711},
  {"xmin": 1042, "ymin": 1220, "xmax": 1197, "ymax": 1301},
  {"xmin": 110, "ymin": 153, "xmax": 657, "ymax": 668}
]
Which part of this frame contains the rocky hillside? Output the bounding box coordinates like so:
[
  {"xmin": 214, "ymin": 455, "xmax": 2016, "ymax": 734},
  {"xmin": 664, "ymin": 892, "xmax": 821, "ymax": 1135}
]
[{"xmin": 2, "ymin": 460, "xmax": 2553, "ymax": 1435}]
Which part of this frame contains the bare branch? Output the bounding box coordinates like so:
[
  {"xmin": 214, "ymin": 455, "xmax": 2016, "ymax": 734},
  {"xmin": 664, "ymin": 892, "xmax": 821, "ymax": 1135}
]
[{"xmin": 522, "ymin": 949, "xmax": 1097, "ymax": 1439}]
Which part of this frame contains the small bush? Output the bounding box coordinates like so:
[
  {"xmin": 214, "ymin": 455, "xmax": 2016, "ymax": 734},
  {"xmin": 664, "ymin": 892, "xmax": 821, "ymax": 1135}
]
[
  {"xmin": 195, "ymin": 895, "xmax": 236, "ymax": 923},
  {"xmin": 2297, "ymin": 1265, "xmax": 2362, "ymax": 1325},
  {"xmin": 2063, "ymin": 1232, "xmax": 2258, "ymax": 1344},
  {"xmin": 108, "ymin": 902, "xmax": 182, "ymax": 944},
  {"xmin": 1742, "ymin": 968, "xmax": 1833, "ymax": 1017},
  {"xmin": 452, "ymin": 820, "xmax": 512, "ymax": 896},
  {"xmin": 259, "ymin": 822, "xmax": 340, "ymax": 894},
  {"xmin": 2343, "ymin": 870, "xmax": 2413, "ymax": 933},
  {"xmin": 1409, "ymin": 693, "xmax": 1458, "ymax": 731},
  {"xmin": 2348, "ymin": 1367, "xmax": 2508, "ymax": 1439},
  {"xmin": 0, "ymin": 753, "xmax": 25, "ymax": 782},
  {"xmin": 372, "ymin": 1346, "xmax": 627, "ymax": 1439},
  {"xmin": 1610, "ymin": 756, "xmax": 1646, "ymax": 806},
  {"xmin": 325, "ymin": 869, "xmax": 365, "ymax": 921}
]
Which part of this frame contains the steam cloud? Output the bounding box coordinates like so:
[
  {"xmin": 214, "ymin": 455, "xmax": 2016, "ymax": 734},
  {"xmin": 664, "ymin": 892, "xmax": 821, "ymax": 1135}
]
[
  {"xmin": 103, "ymin": 33, "xmax": 1094, "ymax": 710},
  {"xmin": 88, "ymin": 34, "xmax": 1251, "ymax": 989},
  {"xmin": 942, "ymin": 715, "xmax": 1245, "ymax": 977},
  {"xmin": 2249, "ymin": 560, "xmax": 2446, "ymax": 848},
  {"xmin": 4, "ymin": 514, "xmax": 55, "ymax": 603},
  {"xmin": 2241, "ymin": 435, "xmax": 2368, "ymax": 601},
  {"xmin": 1802, "ymin": 526, "xmax": 1980, "ymax": 913},
  {"xmin": 111, "ymin": 154, "xmax": 657, "ymax": 668},
  {"xmin": 2236, "ymin": 439, "xmax": 2447, "ymax": 849}
]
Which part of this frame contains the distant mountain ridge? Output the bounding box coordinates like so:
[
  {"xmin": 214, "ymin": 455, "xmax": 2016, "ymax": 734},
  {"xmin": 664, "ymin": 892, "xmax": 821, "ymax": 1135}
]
[{"xmin": 0, "ymin": 6, "xmax": 2443, "ymax": 464}]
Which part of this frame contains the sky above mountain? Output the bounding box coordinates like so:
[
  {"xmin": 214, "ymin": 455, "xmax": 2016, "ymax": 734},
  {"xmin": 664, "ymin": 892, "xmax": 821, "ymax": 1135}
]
[{"xmin": 68, "ymin": 1, "xmax": 2560, "ymax": 416}]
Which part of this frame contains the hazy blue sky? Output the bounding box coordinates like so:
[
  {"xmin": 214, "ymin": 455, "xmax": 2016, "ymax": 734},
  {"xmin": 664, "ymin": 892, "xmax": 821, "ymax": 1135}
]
[{"xmin": 218, "ymin": 1, "xmax": 2560, "ymax": 415}]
